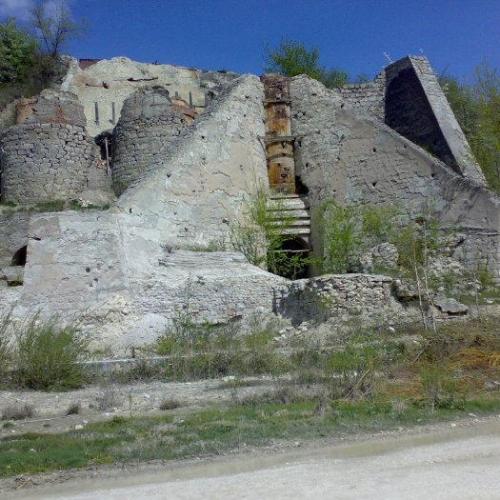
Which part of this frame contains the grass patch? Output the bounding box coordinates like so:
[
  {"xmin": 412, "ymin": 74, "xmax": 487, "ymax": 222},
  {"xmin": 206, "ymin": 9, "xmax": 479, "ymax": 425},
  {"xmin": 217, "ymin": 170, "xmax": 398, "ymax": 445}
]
[
  {"xmin": 0, "ymin": 316, "xmax": 499, "ymax": 477},
  {"xmin": 0, "ymin": 200, "xmax": 110, "ymax": 215},
  {"xmin": 1, "ymin": 396, "xmax": 499, "ymax": 478}
]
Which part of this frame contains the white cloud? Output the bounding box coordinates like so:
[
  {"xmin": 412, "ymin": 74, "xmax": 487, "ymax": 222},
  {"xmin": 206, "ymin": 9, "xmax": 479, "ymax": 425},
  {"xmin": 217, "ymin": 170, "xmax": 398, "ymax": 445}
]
[{"xmin": 0, "ymin": 0, "xmax": 34, "ymax": 21}]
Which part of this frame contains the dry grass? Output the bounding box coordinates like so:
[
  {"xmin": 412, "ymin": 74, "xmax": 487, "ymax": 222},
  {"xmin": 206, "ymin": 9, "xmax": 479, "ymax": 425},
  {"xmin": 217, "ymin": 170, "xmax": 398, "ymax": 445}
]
[{"xmin": 1, "ymin": 404, "xmax": 35, "ymax": 421}]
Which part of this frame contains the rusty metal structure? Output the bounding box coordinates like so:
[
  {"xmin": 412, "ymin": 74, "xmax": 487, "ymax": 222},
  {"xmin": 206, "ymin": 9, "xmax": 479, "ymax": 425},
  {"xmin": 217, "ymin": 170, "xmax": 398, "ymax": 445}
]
[{"xmin": 261, "ymin": 75, "xmax": 296, "ymax": 194}]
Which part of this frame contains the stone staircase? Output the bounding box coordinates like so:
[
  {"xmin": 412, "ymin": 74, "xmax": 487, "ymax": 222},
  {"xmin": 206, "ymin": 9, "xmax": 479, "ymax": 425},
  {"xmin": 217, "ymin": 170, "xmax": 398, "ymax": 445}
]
[{"xmin": 267, "ymin": 194, "xmax": 311, "ymax": 248}]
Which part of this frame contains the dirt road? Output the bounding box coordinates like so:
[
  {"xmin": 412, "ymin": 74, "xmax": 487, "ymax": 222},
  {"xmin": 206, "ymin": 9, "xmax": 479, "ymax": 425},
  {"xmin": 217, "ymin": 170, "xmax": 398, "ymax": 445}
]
[{"xmin": 8, "ymin": 417, "xmax": 500, "ymax": 500}]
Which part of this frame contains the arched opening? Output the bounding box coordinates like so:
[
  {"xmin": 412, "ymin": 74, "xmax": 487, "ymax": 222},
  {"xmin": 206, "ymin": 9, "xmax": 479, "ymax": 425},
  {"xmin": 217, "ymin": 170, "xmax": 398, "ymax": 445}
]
[
  {"xmin": 11, "ymin": 245, "xmax": 27, "ymax": 267},
  {"xmin": 272, "ymin": 237, "xmax": 310, "ymax": 280}
]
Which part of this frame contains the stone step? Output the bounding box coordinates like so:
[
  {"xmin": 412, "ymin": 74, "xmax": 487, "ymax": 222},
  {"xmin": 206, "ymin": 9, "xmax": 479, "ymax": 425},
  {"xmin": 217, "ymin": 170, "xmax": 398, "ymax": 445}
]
[
  {"xmin": 280, "ymin": 227, "xmax": 311, "ymax": 236},
  {"xmin": 266, "ymin": 195, "xmax": 311, "ymax": 242},
  {"xmin": 269, "ymin": 218, "xmax": 310, "ymax": 227},
  {"xmin": 269, "ymin": 193, "xmax": 300, "ymax": 199},
  {"xmin": 268, "ymin": 209, "xmax": 310, "ymax": 219},
  {"xmin": 267, "ymin": 198, "xmax": 309, "ymax": 211}
]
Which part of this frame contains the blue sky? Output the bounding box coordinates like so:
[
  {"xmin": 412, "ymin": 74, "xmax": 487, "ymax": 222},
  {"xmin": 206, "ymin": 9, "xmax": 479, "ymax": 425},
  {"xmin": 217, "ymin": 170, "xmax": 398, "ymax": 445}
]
[{"xmin": 1, "ymin": 0, "xmax": 499, "ymax": 80}]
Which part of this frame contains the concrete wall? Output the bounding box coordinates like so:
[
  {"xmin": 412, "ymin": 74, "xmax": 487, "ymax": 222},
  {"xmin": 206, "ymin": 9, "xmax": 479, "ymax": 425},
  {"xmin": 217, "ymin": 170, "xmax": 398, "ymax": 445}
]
[
  {"xmin": 61, "ymin": 57, "xmax": 238, "ymax": 137},
  {"xmin": 0, "ymin": 210, "xmax": 30, "ymax": 267},
  {"xmin": 1, "ymin": 75, "xmax": 279, "ymax": 349},
  {"xmin": 117, "ymin": 75, "xmax": 270, "ymax": 248},
  {"xmin": 111, "ymin": 87, "xmax": 189, "ymax": 194},
  {"xmin": 289, "ymin": 75, "xmax": 500, "ymax": 278},
  {"xmin": 14, "ymin": 213, "xmax": 287, "ymax": 349},
  {"xmin": 384, "ymin": 56, "xmax": 485, "ymax": 184}
]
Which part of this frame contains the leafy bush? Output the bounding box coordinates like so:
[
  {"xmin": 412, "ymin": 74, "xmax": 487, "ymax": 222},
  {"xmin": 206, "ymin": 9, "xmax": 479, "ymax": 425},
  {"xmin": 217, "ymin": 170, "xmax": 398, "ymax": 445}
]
[
  {"xmin": 325, "ymin": 345, "xmax": 379, "ymax": 399},
  {"xmin": 14, "ymin": 318, "xmax": 88, "ymax": 390},
  {"xmin": 315, "ymin": 201, "xmax": 400, "ymax": 273}
]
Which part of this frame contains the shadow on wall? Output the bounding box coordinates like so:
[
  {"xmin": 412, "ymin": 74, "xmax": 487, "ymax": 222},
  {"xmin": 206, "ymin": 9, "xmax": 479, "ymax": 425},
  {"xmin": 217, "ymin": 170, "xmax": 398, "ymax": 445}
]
[{"xmin": 385, "ymin": 67, "xmax": 457, "ymax": 171}]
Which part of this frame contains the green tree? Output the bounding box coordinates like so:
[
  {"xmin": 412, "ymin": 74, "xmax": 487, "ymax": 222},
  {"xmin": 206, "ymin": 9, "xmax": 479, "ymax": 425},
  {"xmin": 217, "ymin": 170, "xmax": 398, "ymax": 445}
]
[
  {"xmin": 0, "ymin": 20, "xmax": 38, "ymax": 84},
  {"xmin": 440, "ymin": 63, "xmax": 500, "ymax": 192},
  {"xmin": 265, "ymin": 39, "xmax": 349, "ymax": 89}
]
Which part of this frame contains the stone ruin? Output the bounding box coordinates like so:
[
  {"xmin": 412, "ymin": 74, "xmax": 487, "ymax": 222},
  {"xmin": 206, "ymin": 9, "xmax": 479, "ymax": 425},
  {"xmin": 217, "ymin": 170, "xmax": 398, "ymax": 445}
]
[{"xmin": 0, "ymin": 55, "xmax": 498, "ymax": 351}]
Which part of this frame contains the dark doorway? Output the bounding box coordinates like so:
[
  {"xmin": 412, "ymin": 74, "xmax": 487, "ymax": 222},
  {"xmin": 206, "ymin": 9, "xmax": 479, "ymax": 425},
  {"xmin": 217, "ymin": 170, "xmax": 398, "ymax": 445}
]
[
  {"xmin": 272, "ymin": 238, "xmax": 310, "ymax": 280},
  {"xmin": 11, "ymin": 245, "xmax": 27, "ymax": 266}
]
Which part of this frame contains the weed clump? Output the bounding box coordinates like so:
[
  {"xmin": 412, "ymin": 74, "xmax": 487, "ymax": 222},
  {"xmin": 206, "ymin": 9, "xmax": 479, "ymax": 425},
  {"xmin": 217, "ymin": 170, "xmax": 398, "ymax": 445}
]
[
  {"xmin": 159, "ymin": 399, "xmax": 181, "ymax": 411},
  {"xmin": 154, "ymin": 312, "xmax": 288, "ymax": 381},
  {"xmin": 66, "ymin": 402, "xmax": 81, "ymax": 415},
  {"xmin": 1, "ymin": 404, "xmax": 34, "ymax": 421},
  {"xmin": 13, "ymin": 318, "xmax": 88, "ymax": 390}
]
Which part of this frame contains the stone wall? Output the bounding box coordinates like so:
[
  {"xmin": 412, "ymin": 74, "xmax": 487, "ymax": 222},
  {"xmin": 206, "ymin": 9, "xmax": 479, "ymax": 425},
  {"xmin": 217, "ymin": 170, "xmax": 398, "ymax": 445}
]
[
  {"xmin": 21, "ymin": 89, "xmax": 87, "ymax": 128},
  {"xmin": 337, "ymin": 73, "xmax": 385, "ymax": 119},
  {"xmin": 0, "ymin": 89, "xmax": 114, "ymax": 205},
  {"xmin": 0, "ymin": 123, "xmax": 109, "ymax": 204},
  {"xmin": 111, "ymin": 87, "xmax": 189, "ymax": 194},
  {"xmin": 61, "ymin": 57, "xmax": 238, "ymax": 137},
  {"xmin": 277, "ymin": 274, "xmax": 416, "ymax": 326}
]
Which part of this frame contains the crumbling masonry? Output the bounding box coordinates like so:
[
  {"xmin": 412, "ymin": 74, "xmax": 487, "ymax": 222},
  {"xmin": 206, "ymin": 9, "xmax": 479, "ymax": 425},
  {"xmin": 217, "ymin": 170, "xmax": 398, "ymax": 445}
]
[{"xmin": 0, "ymin": 55, "xmax": 498, "ymax": 351}]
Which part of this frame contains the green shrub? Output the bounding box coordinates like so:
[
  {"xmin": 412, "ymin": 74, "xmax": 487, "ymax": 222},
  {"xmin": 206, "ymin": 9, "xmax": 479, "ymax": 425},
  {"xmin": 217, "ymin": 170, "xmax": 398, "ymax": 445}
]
[
  {"xmin": 0, "ymin": 20, "xmax": 37, "ymax": 84},
  {"xmin": 393, "ymin": 216, "xmax": 440, "ymax": 272},
  {"xmin": 419, "ymin": 364, "xmax": 465, "ymax": 410},
  {"xmin": 315, "ymin": 201, "xmax": 400, "ymax": 274},
  {"xmin": 325, "ymin": 345, "xmax": 379, "ymax": 399},
  {"xmin": 319, "ymin": 203, "xmax": 361, "ymax": 273},
  {"xmin": 440, "ymin": 64, "xmax": 500, "ymax": 193},
  {"xmin": 14, "ymin": 318, "xmax": 88, "ymax": 390}
]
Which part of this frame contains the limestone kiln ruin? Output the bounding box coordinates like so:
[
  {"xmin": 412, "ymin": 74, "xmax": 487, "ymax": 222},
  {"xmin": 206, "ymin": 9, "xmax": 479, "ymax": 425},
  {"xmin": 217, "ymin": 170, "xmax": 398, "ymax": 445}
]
[{"xmin": 1, "ymin": 55, "xmax": 499, "ymax": 350}]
